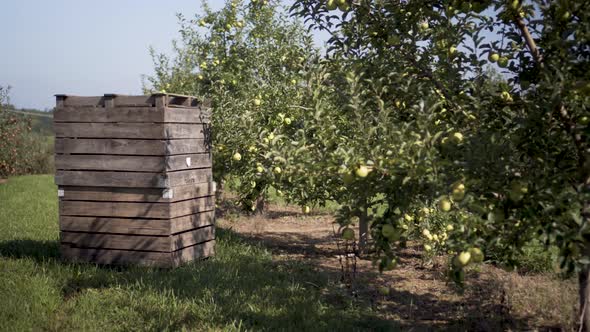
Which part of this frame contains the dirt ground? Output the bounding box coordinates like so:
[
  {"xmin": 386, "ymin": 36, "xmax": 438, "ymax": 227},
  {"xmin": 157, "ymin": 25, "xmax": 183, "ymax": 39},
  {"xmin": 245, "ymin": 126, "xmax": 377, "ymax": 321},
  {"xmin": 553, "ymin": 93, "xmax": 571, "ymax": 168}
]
[{"xmin": 217, "ymin": 200, "xmax": 577, "ymax": 331}]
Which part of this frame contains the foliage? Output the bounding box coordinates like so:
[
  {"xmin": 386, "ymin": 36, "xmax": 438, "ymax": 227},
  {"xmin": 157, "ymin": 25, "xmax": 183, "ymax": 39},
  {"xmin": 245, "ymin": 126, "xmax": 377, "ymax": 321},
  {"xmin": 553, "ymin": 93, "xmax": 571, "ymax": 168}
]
[
  {"xmin": 146, "ymin": 0, "xmax": 318, "ymax": 212},
  {"xmin": 0, "ymin": 86, "xmax": 55, "ymax": 177},
  {"xmin": 287, "ymin": 0, "xmax": 589, "ymax": 284}
]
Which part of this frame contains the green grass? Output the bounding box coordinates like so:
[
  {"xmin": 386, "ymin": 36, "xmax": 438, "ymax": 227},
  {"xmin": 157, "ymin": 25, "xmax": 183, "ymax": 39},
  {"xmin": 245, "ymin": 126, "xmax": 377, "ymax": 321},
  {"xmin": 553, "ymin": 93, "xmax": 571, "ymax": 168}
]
[{"xmin": 0, "ymin": 175, "xmax": 392, "ymax": 331}]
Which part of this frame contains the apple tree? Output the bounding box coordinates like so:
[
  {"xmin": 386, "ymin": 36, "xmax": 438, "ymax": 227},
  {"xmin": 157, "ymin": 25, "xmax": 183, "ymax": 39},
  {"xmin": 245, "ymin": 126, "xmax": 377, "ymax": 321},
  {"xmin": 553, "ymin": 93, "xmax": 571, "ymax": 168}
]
[
  {"xmin": 147, "ymin": 0, "xmax": 318, "ymax": 212},
  {"xmin": 291, "ymin": 0, "xmax": 590, "ymax": 327}
]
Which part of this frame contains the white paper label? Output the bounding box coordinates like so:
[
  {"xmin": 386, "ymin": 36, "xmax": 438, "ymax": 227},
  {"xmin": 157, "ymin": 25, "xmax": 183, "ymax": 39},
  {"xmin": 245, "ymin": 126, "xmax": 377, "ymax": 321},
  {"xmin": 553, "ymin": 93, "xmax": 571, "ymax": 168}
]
[
  {"xmin": 186, "ymin": 157, "xmax": 191, "ymax": 167},
  {"xmin": 58, "ymin": 189, "xmax": 64, "ymax": 197},
  {"xmin": 212, "ymin": 181, "xmax": 217, "ymax": 193},
  {"xmin": 163, "ymin": 189, "xmax": 174, "ymax": 199}
]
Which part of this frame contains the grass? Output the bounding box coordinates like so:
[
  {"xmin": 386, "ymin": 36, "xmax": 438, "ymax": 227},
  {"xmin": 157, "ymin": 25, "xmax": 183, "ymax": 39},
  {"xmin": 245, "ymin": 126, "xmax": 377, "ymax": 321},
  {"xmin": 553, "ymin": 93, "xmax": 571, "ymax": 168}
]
[{"xmin": 0, "ymin": 175, "xmax": 391, "ymax": 331}]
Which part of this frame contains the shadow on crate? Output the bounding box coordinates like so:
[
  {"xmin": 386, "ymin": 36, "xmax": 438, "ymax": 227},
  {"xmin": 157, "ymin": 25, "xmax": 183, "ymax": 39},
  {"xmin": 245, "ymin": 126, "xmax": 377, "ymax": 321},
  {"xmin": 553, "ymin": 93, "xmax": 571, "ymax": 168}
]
[{"xmin": 0, "ymin": 238, "xmax": 60, "ymax": 260}]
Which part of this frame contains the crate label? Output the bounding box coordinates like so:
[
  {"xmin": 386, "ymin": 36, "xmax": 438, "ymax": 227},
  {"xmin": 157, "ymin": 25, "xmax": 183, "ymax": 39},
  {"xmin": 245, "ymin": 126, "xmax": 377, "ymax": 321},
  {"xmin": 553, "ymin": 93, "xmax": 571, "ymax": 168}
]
[
  {"xmin": 163, "ymin": 189, "xmax": 174, "ymax": 199},
  {"xmin": 212, "ymin": 181, "xmax": 217, "ymax": 193},
  {"xmin": 186, "ymin": 157, "xmax": 191, "ymax": 167},
  {"xmin": 57, "ymin": 189, "xmax": 64, "ymax": 197}
]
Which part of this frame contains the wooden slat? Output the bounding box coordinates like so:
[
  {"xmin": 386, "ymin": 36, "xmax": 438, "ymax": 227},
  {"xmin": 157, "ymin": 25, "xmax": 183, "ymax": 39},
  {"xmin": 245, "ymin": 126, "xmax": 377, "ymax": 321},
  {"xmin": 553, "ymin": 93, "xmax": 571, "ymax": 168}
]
[
  {"xmin": 61, "ymin": 231, "xmax": 170, "ymax": 252},
  {"xmin": 60, "ymin": 244, "xmax": 172, "ymax": 267},
  {"xmin": 54, "ymin": 123, "xmax": 205, "ymax": 139},
  {"xmin": 60, "ymin": 226, "xmax": 213, "ymax": 252},
  {"xmin": 171, "ymin": 226, "xmax": 214, "ymax": 251},
  {"xmin": 58, "ymin": 183, "xmax": 215, "ymax": 203},
  {"xmin": 59, "ymin": 196, "xmax": 215, "ymax": 219},
  {"xmin": 55, "ymin": 138, "xmax": 210, "ymax": 155},
  {"xmin": 55, "ymin": 169, "xmax": 212, "ymax": 188},
  {"xmin": 170, "ymin": 210, "xmax": 215, "ymax": 234},
  {"xmin": 60, "ymin": 240, "xmax": 215, "ymax": 267},
  {"xmin": 59, "ymin": 216, "xmax": 170, "ymax": 235},
  {"xmin": 59, "ymin": 211, "xmax": 215, "ymax": 235},
  {"xmin": 53, "ymin": 106, "xmax": 211, "ymax": 123},
  {"xmin": 172, "ymin": 240, "xmax": 215, "ymax": 266},
  {"xmin": 106, "ymin": 95, "xmax": 156, "ymax": 107},
  {"xmin": 55, "ymin": 153, "xmax": 211, "ymax": 172},
  {"xmin": 54, "ymin": 107, "xmax": 163, "ymax": 123},
  {"xmin": 59, "ymin": 96, "xmax": 105, "ymax": 107}
]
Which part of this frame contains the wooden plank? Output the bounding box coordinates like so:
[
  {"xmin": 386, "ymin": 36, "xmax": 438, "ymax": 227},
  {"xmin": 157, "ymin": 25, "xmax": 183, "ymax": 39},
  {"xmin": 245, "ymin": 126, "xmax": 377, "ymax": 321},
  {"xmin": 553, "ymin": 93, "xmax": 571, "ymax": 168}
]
[
  {"xmin": 164, "ymin": 107, "xmax": 211, "ymax": 123},
  {"xmin": 60, "ymin": 226, "xmax": 214, "ymax": 255},
  {"xmin": 171, "ymin": 226, "xmax": 214, "ymax": 251},
  {"xmin": 61, "ymin": 231, "xmax": 173, "ymax": 252},
  {"xmin": 170, "ymin": 210, "xmax": 215, "ymax": 234},
  {"xmin": 59, "ymin": 211, "xmax": 215, "ymax": 236},
  {"xmin": 169, "ymin": 196, "xmax": 216, "ymax": 218},
  {"xmin": 55, "ymin": 138, "xmax": 210, "ymax": 155},
  {"xmin": 59, "ymin": 96, "xmax": 105, "ymax": 107},
  {"xmin": 59, "ymin": 196, "xmax": 215, "ymax": 219},
  {"xmin": 60, "ymin": 240, "xmax": 214, "ymax": 267},
  {"xmin": 59, "ymin": 216, "xmax": 170, "ymax": 235},
  {"xmin": 60, "ymin": 244, "xmax": 172, "ymax": 267},
  {"xmin": 172, "ymin": 240, "xmax": 215, "ymax": 266},
  {"xmin": 54, "ymin": 107, "xmax": 163, "ymax": 123},
  {"xmin": 53, "ymin": 106, "xmax": 211, "ymax": 123},
  {"xmin": 59, "ymin": 199, "xmax": 170, "ymax": 219},
  {"xmin": 55, "ymin": 170, "xmax": 167, "ymax": 187},
  {"xmin": 105, "ymin": 94, "xmax": 156, "ymax": 107},
  {"xmin": 55, "ymin": 153, "xmax": 211, "ymax": 172},
  {"xmin": 54, "ymin": 123, "xmax": 205, "ymax": 139},
  {"xmin": 58, "ymin": 182, "xmax": 215, "ymax": 203},
  {"xmin": 55, "ymin": 168, "xmax": 212, "ymax": 188}
]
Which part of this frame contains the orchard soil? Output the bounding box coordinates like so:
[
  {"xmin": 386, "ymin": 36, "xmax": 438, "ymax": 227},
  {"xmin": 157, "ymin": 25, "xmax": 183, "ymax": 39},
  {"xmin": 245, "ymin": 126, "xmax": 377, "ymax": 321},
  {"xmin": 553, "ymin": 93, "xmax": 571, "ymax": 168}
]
[{"xmin": 217, "ymin": 198, "xmax": 577, "ymax": 331}]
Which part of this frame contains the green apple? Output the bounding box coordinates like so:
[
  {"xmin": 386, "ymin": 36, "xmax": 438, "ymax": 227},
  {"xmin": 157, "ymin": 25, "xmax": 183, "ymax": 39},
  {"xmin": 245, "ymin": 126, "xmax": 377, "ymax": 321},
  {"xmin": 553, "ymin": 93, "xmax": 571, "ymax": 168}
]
[
  {"xmin": 326, "ymin": 0, "xmax": 337, "ymax": 10},
  {"xmin": 562, "ymin": 11, "xmax": 571, "ymax": 21},
  {"xmin": 256, "ymin": 166, "xmax": 264, "ymax": 173},
  {"xmin": 337, "ymin": 0, "xmax": 350, "ymax": 11},
  {"xmin": 273, "ymin": 166, "xmax": 282, "ymax": 174},
  {"xmin": 302, "ymin": 205, "xmax": 311, "ymax": 214},
  {"xmin": 510, "ymin": 0, "xmax": 520, "ymax": 10},
  {"xmin": 291, "ymin": 79, "xmax": 297, "ymax": 85},
  {"xmin": 424, "ymin": 244, "xmax": 432, "ymax": 252},
  {"xmin": 342, "ymin": 228, "xmax": 355, "ymax": 240},
  {"xmin": 439, "ymin": 198, "xmax": 452, "ymax": 212},
  {"xmin": 355, "ymin": 165, "xmax": 370, "ymax": 178},
  {"xmin": 236, "ymin": 20, "xmax": 244, "ymax": 28},
  {"xmin": 498, "ymin": 57, "xmax": 509, "ymax": 68},
  {"xmin": 232, "ymin": 152, "xmax": 242, "ymax": 161},
  {"xmin": 452, "ymin": 132, "xmax": 464, "ymax": 143},
  {"xmin": 284, "ymin": 117, "xmax": 292, "ymax": 125},
  {"xmin": 448, "ymin": 46, "xmax": 457, "ymax": 56},
  {"xmin": 197, "ymin": 74, "xmax": 204, "ymax": 80},
  {"xmin": 404, "ymin": 214, "xmax": 414, "ymax": 222},
  {"xmin": 453, "ymin": 251, "xmax": 471, "ymax": 267},
  {"xmin": 419, "ymin": 22, "xmax": 429, "ymax": 31},
  {"xmin": 253, "ymin": 98, "xmax": 262, "ymax": 106},
  {"xmin": 451, "ymin": 187, "xmax": 465, "ymax": 201},
  {"xmin": 198, "ymin": 19, "xmax": 207, "ymax": 27},
  {"xmin": 422, "ymin": 229, "xmax": 431, "ymax": 237},
  {"xmin": 501, "ymin": 91, "xmax": 513, "ymax": 102},
  {"xmin": 468, "ymin": 247, "xmax": 484, "ymax": 263},
  {"xmin": 579, "ymin": 116, "xmax": 589, "ymax": 125},
  {"xmin": 446, "ymin": 224, "xmax": 454, "ymax": 231},
  {"xmin": 267, "ymin": 133, "xmax": 275, "ymax": 140},
  {"xmin": 488, "ymin": 53, "xmax": 500, "ymax": 62},
  {"xmin": 225, "ymin": 23, "xmax": 232, "ymax": 30}
]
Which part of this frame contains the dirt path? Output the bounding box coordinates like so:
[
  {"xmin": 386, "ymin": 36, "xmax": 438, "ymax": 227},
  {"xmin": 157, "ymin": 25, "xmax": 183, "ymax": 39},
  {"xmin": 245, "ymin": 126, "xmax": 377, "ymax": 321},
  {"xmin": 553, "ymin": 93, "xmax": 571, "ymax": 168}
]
[{"xmin": 217, "ymin": 201, "xmax": 576, "ymax": 331}]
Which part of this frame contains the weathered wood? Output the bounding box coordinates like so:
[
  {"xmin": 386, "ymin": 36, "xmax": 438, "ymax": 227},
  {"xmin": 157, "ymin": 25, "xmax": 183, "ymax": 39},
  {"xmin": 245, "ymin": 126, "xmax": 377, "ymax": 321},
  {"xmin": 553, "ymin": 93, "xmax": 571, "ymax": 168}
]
[
  {"xmin": 172, "ymin": 240, "xmax": 215, "ymax": 266},
  {"xmin": 60, "ymin": 240, "xmax": 215, "ymax": 267},
  {"xmin": 59, "ymin": 196, "xmax": 215, "ymax": 219},
  {"xmin": 53, "ymin": 106, "xmax": 211, "ymax": 123},
  {"xmin": 54, "ymin": 123, "xmax": 205, "ymax": 139},
  {"xmin": 57, "ymin": 96, "xmax": 105, "ymax": 108},
  {"xmin": 55, "ymin": 153, "xmax": 212, "ymax": 172},
  {"xmin": 59, "ymin": 210, "xmax": 215, "ymax": 235},
  {"xmin": 60, "ymin": 225, "xmax": 214, "ymax": 252},
  {"xmin": 55, "ymin": 138, "xmax": 210, "ymax": 155},
  {"xmin": 55, "ymin": 169, "xmax": 212, "ymax": 188},
  {"xmin": 57, "ymin": 183, "xmax": 215, "ymax": 203}
]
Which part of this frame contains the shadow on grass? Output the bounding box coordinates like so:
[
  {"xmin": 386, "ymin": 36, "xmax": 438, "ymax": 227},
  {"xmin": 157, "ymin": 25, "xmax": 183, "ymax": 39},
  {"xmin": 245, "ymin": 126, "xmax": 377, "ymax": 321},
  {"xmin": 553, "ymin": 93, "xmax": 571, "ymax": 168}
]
[
  {"xmin": 0, "ymin": 238, "xmax": 60, "ymax": 261},
  {"xmin": 0, "ymin": 229, "xmax": 538, "ymax": 331}
]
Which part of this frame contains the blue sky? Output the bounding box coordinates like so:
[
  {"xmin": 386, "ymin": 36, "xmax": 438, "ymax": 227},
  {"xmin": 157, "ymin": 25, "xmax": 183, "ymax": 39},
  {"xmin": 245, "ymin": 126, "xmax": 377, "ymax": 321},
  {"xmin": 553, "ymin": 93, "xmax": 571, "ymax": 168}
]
[{"xmin": 0, "ymin": 0, "xmax": 327, "ymax": 110}]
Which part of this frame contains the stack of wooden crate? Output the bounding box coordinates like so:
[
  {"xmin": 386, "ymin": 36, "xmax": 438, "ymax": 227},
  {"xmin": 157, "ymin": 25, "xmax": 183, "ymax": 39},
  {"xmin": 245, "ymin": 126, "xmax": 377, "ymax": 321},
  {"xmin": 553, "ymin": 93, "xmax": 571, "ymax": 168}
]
[{"xmin": 54, "ymin": 93, "xmax": 215, "ymax": 267}]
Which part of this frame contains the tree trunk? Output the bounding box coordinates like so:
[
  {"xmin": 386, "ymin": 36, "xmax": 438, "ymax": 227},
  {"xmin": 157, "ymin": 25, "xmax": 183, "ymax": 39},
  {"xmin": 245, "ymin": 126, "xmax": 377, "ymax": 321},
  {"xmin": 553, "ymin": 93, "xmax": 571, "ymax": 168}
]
[
  {"xmin": 358, "ymin": 205, "xmax": 369, "ymax": 256},
  {"xmin": 580, "ymin": 247, "xmax": 590, "ymax": 332},
  {"xmin": 255, "ymin": 194, "xmax": 266, "ymax": 214}
]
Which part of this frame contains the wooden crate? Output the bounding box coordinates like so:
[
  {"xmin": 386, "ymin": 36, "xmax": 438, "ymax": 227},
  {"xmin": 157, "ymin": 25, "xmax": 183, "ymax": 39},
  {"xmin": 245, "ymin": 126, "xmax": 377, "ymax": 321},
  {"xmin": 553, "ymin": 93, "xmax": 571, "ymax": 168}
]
[{"xmin": 54, "ymin": 93, "xmax": 215, "ymax": 268}]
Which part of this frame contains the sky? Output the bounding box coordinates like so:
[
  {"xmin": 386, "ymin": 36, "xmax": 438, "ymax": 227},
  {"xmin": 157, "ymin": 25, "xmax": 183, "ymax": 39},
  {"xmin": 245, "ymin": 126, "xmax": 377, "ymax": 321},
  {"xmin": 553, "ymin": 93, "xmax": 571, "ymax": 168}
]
[{"xmin": 0, "ymin": 0, "xmax": 327, "ymax": 110}]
